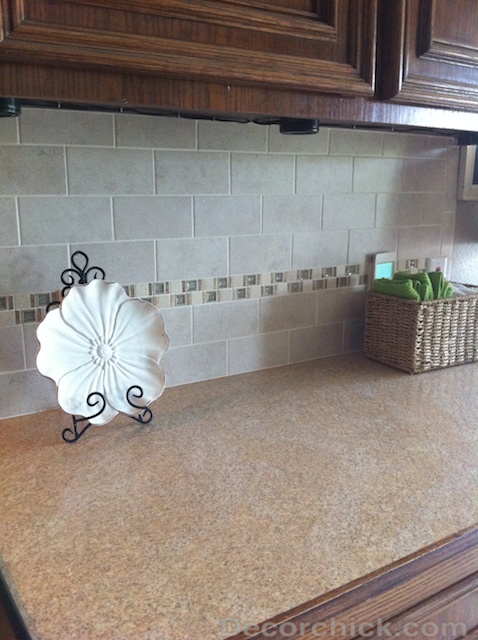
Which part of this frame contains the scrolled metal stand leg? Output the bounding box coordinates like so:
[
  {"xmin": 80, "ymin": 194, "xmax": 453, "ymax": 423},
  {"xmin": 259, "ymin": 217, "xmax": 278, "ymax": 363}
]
[
  {"xmin": 62, "ymin": 392, "xmax": 106, "ymax": 443},
  {"xmin": 127, "ymin": 385, "xmax": 154, "ymax": 424}
]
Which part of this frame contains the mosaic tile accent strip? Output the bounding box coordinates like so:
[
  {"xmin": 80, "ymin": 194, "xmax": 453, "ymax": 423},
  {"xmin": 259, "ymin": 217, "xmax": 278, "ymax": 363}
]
[{"xmin": 1, "ymin": 259, "xmax": 425, "ymax": 326}]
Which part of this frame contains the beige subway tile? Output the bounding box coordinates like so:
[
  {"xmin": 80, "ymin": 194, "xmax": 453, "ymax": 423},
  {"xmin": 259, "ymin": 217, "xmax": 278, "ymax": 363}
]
[
  {"xmin": 292, "ymin": 230, "xmax": 348, "ymax": 269},
  {"xmin": 376, "ymin": 192, "xmax": 445, "ymax": 228},
  {"xmin": 67, "ymin": 147, "xmax": 154, "ymax": 195},
  {"xmin": 289, "ymin": 322, "xmax": 343, "ymax": 363},
  {"xmin": 19, "ymin": 196, "xmax": 113, "ymax": 245},
  {"xmin": 427, "ymin": 135, "xmax": 453, "ymax": 159},
  {"xmin": 323, "ymin": 193, "xmax": 375, "ymax": 229},
  {"xmin": 0, "ymin": 245, "xmax": 68, "ymax": 295},
  {"xmin": 161, "ymin": 341, "xmax": 227, "ymax": 387},
  {"xmin": 402, "ymin": 158, "xmax": 446, "ymax": 193},
  {"xmin": 194, "ymin": 196, "xmax": 260, "ymax": 236},
  {"xmin": 296, "ymin": 156, "xmax": 352, "ymax": 194},
  {"xmin": 0, "ymin": 146, "xmax": 66, "ymax": 195},
  {"xmin": 0, "ymin": 311, "xmax": 15, "ymax": 327},
  {"xmin": 230, "ymin": 235, "xmax": 291, "ymax": 274},
  {"xmin": 382, "ymin": 132, "xmax": 430, "ymax": 158},
  {"xmin": 193, "ymin": 299, "xmax": 258, "ymax": 343},
  {"xmin": 228, "ymin": 331, "xmax": 289, "ymax": 374},
  {"xmin": 268, "ymin": 126, "xmax": 328, "ymax": 154},
  {"xmin": 0, "ymin": 369, "xmax": 58, "ymax": 418},
  {"xmin": 113, "ymin": 196, "xmax": 192, "ymax": 240},
  {"xmin": 155, "ymin": 150, "xmax": 229, "ymax": 195},
  {"xmin": 116, "ymin": 114, "xmax": 196, "ymax": 149},
  {"xmin": 0, "ymin": 117, "xmax": 18, "ymax": 144},
  {"xmin": 441, "ymin": 216, "xmax": 456, "ymax": 266},
  {"xmin": 348, "ymin": 227, "xmax": 398, "ymax": 264},
  {"xmin": 316, "ymin": 288, "xmax": 366, "ymax": 325},
  {"xmin": 445, "ymin": 146, "xmax": 460, "ymax": 211},
  {"xmin": 198, "ymin": 121, "xmax": 266, "ymax": 152},
  {"xmin": 0, "ymin": 197, "xmax": 18, "ymax": 246},
  {"xmin": 263, "ymin": 195, "xmax": 321, "ymax": 234},
  {"xmin": 329, "ymin": 129, "xmax": 382, "ymax": 156},
  {"xmin": 20, "ymin": 108, "xmax": 114, "ymax": 146},
  {"xmin": 0, "ymin": 325, "xmax": 25, "ymax": 371},
  {"xmin": 343, "ymin": 318, "xmax": 365, "ymax": 353},
  {"xmin": 231, "ymin": 153, "xmax": 294, "ymax": 194},
  {"xmin": 70, "ymin": 241, "xmax": 155, "ymax": 285},
  {"xmin": 159, "ymin": 306, "xmax": 192, "ymax": 347},
  {"xmin": 452, "ymin": 201, "xmax": 478, "ymax": 282},
  {"xmin": 13, "ymin": 293, "xmax": 31, "ymax": 309},
  {"xmin": 23, "ymin": 322, "xmax": 39, "ymax": 369},
  {"xmin": 397, "ymin": 226, "xmax": 442, "ymax": 261},
  {"xmin": 353, "ymin": 158, "xmax": 403, "ymax": 193},
  {"xmin": 156, "ymin": 237, "xmax": 228, "ymax": 280},
  {"xmin": 259, "ymin": 291, "xmax": 317, "ymax": 333}
]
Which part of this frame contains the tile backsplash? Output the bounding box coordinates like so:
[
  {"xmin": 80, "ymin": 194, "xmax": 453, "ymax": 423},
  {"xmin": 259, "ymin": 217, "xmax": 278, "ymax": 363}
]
[{"xmin": 0, "ymin": 109, "xmax": 458, "ymax": 418}]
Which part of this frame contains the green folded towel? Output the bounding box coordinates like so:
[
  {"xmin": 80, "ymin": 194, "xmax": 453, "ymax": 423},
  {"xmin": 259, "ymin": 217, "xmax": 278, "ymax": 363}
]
[
  {"xmin": 372, "ymin": 277, "xmax": 421, "ymax": 301},
  {"xmin": 372, "ymin": 270, "xmax": 453, "ymax": 302},
  {"xmin": 393, "ymin": 271, "xmax": 434, "ymax": 301},
  {"xmin": 428, "ymin": 271, "xmax": 453, "ymax": 299}
]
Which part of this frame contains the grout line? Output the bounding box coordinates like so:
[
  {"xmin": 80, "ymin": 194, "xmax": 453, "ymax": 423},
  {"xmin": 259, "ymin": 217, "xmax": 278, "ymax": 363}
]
[
  {"xmin": 63, "ymin": 146, "xmax": 69, "ymax": 195},
  {"xmin": 191, "ymin": 196, "xmax": 195, "ymax": 238},
  {"xmin": 110, "ymin": 196, "xmax": 115, "ymax": 241},
  {"xmin": 20, "ymin": 324, "xmax": 27, "ymax": 370},
  {"xmin": 14, "ymin": 197, "xmax": 21, "ymax": 246},
  {"xmin": 112, "ymin": 114, "xmax": 117, "ymax": 147},
  {"xmin": 259, "ymin": 195, "xmax": 264, "ymax": 234},
  {"xmin": 153, "ymin": 239, "xmax": 158, "ymax": 282},
  {"xmin": 152, "ymin": 149, "xmax": 156, "ymax": 195}
]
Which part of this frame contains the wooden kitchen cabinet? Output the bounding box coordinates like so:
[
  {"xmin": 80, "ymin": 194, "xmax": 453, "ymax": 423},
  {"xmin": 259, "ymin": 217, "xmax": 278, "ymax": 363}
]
[
  {"xmin": 378, "ymin": 0, "xmax": 478, "ymax": 111},
  {"xmin": 0, "ymin": 0, "xmax": 376, "ymax": 97},
  {"xmin": 3, "ymin": 1, "xmax": 478, "ymax": 131}
]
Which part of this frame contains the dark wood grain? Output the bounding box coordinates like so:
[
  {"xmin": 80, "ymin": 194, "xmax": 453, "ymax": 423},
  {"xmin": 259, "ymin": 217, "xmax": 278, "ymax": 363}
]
[
  {"xmin": 378, "ymin": 0, "xmax": 478, "ymax": 110},
  {"xmin": 5, "ymin": 60, "xmax": 478, "ymax": 133},
  {"xmin": 0, "ymin": 0, "xmax": 377, "ymax": 96}
]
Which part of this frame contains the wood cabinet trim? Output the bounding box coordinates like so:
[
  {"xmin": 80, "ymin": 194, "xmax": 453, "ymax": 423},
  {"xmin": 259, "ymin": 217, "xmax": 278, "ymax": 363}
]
[
  {"xmin": 0, "ymin": 0, "xmax": 25, "ymax": 40},
  {"xmin": 378, "ymin": 0, "xmax": 478, "ymax": 110},
  {"xmin": 45, "ymin": 0, "xmax": 327, "ymax": 39},
  {"xmin": 0, "ymin": 0, "xmax": 377, "ymax": 96},
  {"xmin": 0, "ymin": 26, "xmax": 372, "ymax": 96}
]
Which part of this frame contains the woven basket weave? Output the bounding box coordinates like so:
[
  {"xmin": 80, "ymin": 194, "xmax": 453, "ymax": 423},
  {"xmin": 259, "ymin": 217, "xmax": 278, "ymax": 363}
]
[{"xmin": 364, "ymin": 291, "xmax": 478, "ymax": 373}]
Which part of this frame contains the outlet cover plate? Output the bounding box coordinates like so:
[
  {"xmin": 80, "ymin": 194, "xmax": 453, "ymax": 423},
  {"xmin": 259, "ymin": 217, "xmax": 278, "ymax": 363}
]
[{"xmin": 426, "ymin": 256, "xmax": 448, "ymax": 273}]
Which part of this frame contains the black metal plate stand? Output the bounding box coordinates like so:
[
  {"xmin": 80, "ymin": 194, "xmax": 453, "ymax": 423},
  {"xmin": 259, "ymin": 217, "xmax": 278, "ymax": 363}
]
[{"xmin": 46, "ymin": 251, "xmax": 153, "ymax": 443}]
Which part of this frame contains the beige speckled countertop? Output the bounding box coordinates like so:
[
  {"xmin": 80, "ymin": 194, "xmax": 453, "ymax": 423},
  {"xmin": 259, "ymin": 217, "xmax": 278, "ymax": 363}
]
[{"xmin": 1, "ymin": 353, "xmax": 478, "ymax": 640}]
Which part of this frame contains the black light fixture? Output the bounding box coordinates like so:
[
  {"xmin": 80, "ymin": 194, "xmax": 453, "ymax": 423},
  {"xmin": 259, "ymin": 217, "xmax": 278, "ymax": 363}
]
[
  {"xmin": 0, "ymin": 98, "xmax": 21, "ymax": 117},
  {"xmin": 279, "ymin": 118, "xmax": 319, "ymax": 135},
  {"xmin": 456, "ymin": 132, "xmax": 478, "ymax": 146}
]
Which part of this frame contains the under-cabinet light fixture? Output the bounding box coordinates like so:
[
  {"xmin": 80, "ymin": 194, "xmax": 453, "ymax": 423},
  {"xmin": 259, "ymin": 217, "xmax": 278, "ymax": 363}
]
[
  {"xmin": 279, "ymin": 118, "xmax": 319, "ymax": 135},
  {"xmin": 0, "ymin": 98, "xmax": 21, "ymax": 117}
]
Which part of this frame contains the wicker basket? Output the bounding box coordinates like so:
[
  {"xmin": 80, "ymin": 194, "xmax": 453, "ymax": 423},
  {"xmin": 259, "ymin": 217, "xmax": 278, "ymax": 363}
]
[{"xmin": 364, "ymin": 291, "xmax": 478, "ymax": 373}]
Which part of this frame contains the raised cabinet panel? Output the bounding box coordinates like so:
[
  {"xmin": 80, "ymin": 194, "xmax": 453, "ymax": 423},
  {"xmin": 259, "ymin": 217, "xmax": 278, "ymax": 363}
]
[
  {"xmin": 0, "ymin": 0, "xmax": 376, "ymax": 96},
  {"xmin": 379, "ymin": 0, "xmax": 478, "ymax": 110}
]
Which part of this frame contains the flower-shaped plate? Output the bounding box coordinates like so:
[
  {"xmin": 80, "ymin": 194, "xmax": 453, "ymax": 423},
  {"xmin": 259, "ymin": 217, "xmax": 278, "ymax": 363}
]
[{"xmin": 36, "ymin": 280, "xmax": 170, "ymax": 425}]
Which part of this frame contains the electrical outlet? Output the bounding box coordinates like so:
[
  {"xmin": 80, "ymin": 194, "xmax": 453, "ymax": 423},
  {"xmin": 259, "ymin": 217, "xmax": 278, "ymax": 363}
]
[{"xmin": 425, "ymin": 256, "xmax": 448, "ymax": 273}]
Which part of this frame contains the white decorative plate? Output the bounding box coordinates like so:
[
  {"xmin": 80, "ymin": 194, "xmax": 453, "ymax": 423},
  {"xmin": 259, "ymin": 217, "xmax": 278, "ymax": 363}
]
[{"xmin": 36, "ymin": 280, "xmax": 170, "ymax": 426}]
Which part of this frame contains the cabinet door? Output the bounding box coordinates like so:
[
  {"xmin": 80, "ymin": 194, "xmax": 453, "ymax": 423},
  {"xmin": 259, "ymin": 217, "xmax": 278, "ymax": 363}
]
[
  {"xmin": 0, "ymin": 0, "xmax": 376, "ymax": 97},
  {"xmin": 379, "ymin": 0, "xmax": 478, "ymax": 110}
]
